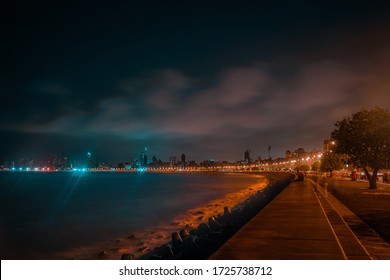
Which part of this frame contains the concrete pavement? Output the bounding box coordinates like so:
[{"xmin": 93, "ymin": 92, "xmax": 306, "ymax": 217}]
[{"xmin": 209, "ymin": 180, "xmax": 371, "ymax": 260}]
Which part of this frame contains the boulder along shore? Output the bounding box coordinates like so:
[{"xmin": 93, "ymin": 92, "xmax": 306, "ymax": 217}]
[
  {"xmin": 134, "ymin": 172, "xmax": 294, "ymax": 260},
  {"xmin": 60, "ymin": 172, "xmax": 293, "ymax": 260}
]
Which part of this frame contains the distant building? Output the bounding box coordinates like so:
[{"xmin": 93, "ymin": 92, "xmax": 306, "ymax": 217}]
[
  {"xmin": 323, "ymin": 139, "xmax": 336, "ymax": 154},
  {"xmin": 244, "ymin": 149, "xmax": 251, "ymax": 164},
  {"xmin": 201, "ymin": 159, "xmax": 217, "ymax": 166},
  {"xmin": 60, "ymin": 152, "xmax": 68, "ymax": 169},
  {"xmin": 125, "ymin": 162, "xmax": 132, "ymax": 169},
  {"xmin": 188, "ymin": 160, "xmax": 197, "ymax": 167},
  {"xmin": 169, "ymin": 156, "xmax": 176, "ymax": 167},
  {"xmin": 294, "ymin": 147, "xmax": 306, "ymax": 159},
  {"xmin": 87, "ymin": 152, "xmax": 95, "ymax": 168},
  {"xmin": 140, "ymin": 147, "xmax": 148, "ymax": 167},
  {"xmin": 181, "ymin": 153, "xmax": 186, "ymax": 164},
  {"xmin": 268, "ymin": 146, "xmax": 272, "ymax": 160}
]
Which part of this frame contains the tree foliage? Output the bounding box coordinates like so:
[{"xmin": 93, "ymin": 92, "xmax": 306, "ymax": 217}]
[
  {"xmin": 331, "ymin": 107, "xmax": 390, "ymax": 188},
  {"xmin": 298, "ymin": 164, "xmax": 310, "ymax": 172},
  {"xmin": 311, "ymin": 161, "xmax": 321, "ymax": 172},
  {"xmin": 320, "ymin": 153, "xmax": 345, "ymax": 177}
]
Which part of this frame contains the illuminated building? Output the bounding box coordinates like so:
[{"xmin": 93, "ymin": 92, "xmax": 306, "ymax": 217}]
[
  {"xmin": 323, "ymin": 139, "xmax": 336, "ymax": 154},
  {"xmin": 140, "ymin": 147, "xmax": 148, "ymax": 167},
  {"xmin": 169, "ymin": 156, "xmax": 176, "ymax": 167}
]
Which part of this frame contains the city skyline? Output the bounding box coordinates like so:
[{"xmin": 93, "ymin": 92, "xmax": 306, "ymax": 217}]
[
  {"xmin": 2, "ymin": 1, "xmax": 390, "ymax": 164},
  {"xmin": 0, "ymin": 142, "xmax": 324, "ymax": 172}
]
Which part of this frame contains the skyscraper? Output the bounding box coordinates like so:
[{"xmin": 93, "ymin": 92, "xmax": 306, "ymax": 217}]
[
  {"xmin": 244, "ymin": 149, "xmax": 251, "ymax": 164},
  {"xmin": 140, "ymin": 147, "xmax": 148, "ymax": 167},
  {"xmin": 181, "ymin": 153, "xmax": 186, "ymax": 164}
]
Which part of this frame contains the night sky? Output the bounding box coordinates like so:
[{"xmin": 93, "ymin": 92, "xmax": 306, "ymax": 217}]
[{"xmin": 1, "ymin": 1, "xmax": 390, "ymax": 164}]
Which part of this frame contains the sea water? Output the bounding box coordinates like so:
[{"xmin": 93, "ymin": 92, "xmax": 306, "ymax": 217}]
[{"xmin": 0, "ymin": 171, "xmax": 265, "ymax": 259}]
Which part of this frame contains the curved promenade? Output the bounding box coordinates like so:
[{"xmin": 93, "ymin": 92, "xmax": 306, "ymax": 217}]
[{"xmin": 210, "ymin": 179, "xmax": 376, "ymax": 260}]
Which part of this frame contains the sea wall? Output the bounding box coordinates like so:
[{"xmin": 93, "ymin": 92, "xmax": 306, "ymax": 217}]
[{"xmin": 122, "ymin": 172, "xmax": 293, "ymax": 260}]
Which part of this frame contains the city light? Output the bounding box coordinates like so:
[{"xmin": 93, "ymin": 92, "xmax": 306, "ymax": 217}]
[{"xmin": 0, "ymin": 142, "xmax": 334, "ymax": 173}]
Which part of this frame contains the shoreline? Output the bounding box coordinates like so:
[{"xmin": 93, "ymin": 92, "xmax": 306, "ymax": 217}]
[
  {"xmin": 56, "ymin": 173, "xmax": 274, "ymax": 260},
  {"xmin": 57, "ymin": 172, "xmax": 293, "ymax": 260},
  {"xmin": 139, "ymin": 172, "xmax": 293, "ymax": 260},
  {"xmin": 0, "ymin": 171, "xmax": 294, "ymax": 260}
]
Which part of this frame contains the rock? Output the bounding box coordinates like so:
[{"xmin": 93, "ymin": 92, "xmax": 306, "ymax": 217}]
[
  {"xmin": 208, "ymin": 217, "xmax": 222, "ymax": 232},
  {"xmin": 179, "ymin": 229, "xmax": 191, "ymax": 241},
  {"xmin": 217, "ymin": 207, "xmax": 231, "ymax": 225},
  {"xmin": 171, "ymin": 232, "xmax": 183, "ymax": 255},
  {"xmin": 137, "ymin": 246, "xmax": 148, "ymax": 253},
  {"xmin": 197, "ymin": 223, "xmax": 211, "ymax": 236},
  {"xmin": 181, "ymin": 232, "xmax": 199, "ymax": 259},
  {"xmin": 98, "ymin": 250, "xmax": 109, "ymax": 258},
  {"xmin": 117, "ymin": 248, "xmax": 131, "ymax": 254},
  {"xmin": 121, "ymin": 253, "xmax": 134, "ymax": 260},
  {"xmin": 189, "ymin": 228, "xmax": 201, "ymax": 237},
  {"xmin": 208, "ymin": 231, "xmax": 224, "ymax": 241},
  {"xmin": 159, "ymin": 244, "xmax": 174, "ymax": 259},
  {"xmin": 196, "ymin": 236, "xmax": 218, "ymax": 255}
]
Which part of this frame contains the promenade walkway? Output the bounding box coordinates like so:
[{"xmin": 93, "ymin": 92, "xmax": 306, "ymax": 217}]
[{"xmin": 209, "ymin": 180, "xmax": 372, "ymax": 260}]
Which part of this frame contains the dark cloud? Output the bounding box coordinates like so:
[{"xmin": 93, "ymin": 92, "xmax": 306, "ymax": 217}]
[
  {"xmin": 3, "ymin": 59, "xmax": 387, "ymax": 162},
  {"xmin": 1, "ymin": 1, "xmax": 390, "ymax": 163}
]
